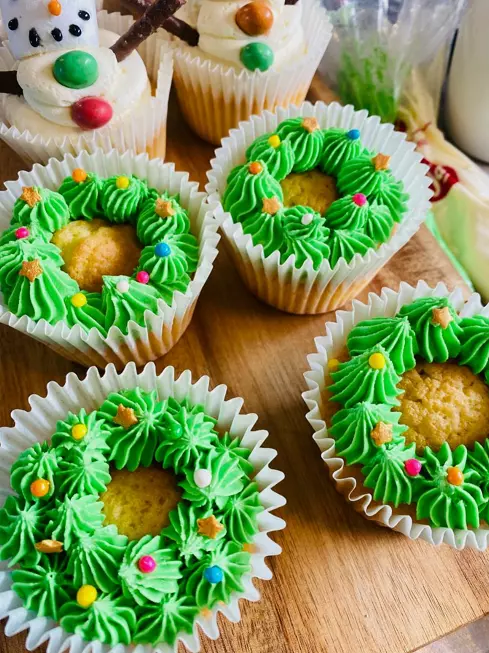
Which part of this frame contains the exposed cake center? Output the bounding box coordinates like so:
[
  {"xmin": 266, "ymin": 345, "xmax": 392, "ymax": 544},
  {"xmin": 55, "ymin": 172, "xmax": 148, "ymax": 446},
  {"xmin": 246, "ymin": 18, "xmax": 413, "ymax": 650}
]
[
  {"xmin": 51, "ymin": 218, "xmax": 142, "ymax": 293},
  {"xmin": 100, "ymin": 466, "xmax": 181, "ymax": 540},
  {"xmin": 280, "ymin": 169, "xmax": 339, "ymax": 215},
  {"xmin": 397, "ymin": 361, "xmax": 489, "ymax": 454}
]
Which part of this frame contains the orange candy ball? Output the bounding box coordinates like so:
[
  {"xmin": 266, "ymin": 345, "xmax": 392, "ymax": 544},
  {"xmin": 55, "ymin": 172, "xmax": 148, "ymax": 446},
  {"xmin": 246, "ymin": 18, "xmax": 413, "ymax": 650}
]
[
  {"xmin": 248, "ymin": 161, "xmax": 263, "ymax": 175},
  {"xmin": 30, "ymin": 478, "xmax": 50, "ymax": 498},
  {"xmin": 72, "ymin": 168, "xmax": 88, "ymax": 183},
  {"xmin": 446, "ymin": 466, "xmax": 464, "ymax": 486},
  {"xmin": 235, "ymin": 1, "xmax": 274, "ymax": 36},
  {"xmin": 48, "ymin": 0, "xmax": 62, "ymax": 16}
]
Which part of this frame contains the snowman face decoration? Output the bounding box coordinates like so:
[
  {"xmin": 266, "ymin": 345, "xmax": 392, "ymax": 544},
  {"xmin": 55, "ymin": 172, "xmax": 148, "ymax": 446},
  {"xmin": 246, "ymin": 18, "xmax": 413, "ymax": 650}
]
[{"xmin": 0, "ymin": 0, "xmax": 99, "ymax": 60}]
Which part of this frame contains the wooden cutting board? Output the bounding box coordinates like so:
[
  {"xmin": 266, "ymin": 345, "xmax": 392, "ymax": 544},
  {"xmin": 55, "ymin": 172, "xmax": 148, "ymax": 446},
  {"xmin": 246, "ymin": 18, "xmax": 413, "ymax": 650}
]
[{"xmin": 1, "ymin": 86, "xmax": 487, "ymax": 653}]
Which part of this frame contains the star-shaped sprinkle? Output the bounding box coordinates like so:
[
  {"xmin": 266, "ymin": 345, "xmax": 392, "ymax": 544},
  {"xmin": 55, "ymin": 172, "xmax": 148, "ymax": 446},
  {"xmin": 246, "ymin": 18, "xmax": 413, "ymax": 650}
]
[
  {"xmin": 372, "ymin": 153, "xmax": 391, "ymax": 171},
  {"xmin": 197, "ymin": 515, "xmax": 224, "ymax": 539},
  {"xmin": 371, "ymin": 422, "xmax": 393, "ymax": 447},
  {"xmin": 432, "ymin": 306, "xmax": 453, "ymax": 329},
  {"xmin": 302, "ymin": 117, "xmax": 319, "ymax": 133},
  {"xmin": 20, "ymin": 186, "xmax": 42, "ymax": 208},
  {"xmin": 19, "ymin": 259, "xmax": 43, "ymax": 282},
  {"xmin": 113, "ymin": 404, "xmax": 138, "ymax": 429},
  {"xmin": 262, "ymin": 196, "xmax": 281, "ymax": 215},
  {"xmin": 35, "ymin": 539, "xmax": 63, "ymax": 553},
  {"xmin": 155, "ymin": 198, "xmax": 175, "ymax": 218},
  {"xmin": 242, "ymin": 542, "xmax": 257, "ymax": 553}
]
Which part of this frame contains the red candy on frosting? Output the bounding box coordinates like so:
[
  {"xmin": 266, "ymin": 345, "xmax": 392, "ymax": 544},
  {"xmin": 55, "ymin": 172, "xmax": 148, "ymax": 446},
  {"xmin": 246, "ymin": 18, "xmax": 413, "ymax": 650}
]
[
  {"xmin": 138, "ymin": 555, "xmax": 157, "ymax": 573},
  {"xmin": 404, "ymin": 458, "xmax": 422, "ymax": 477},
  {"xmin": 71, "ymin": 97, "xmax": 113, "ymax": 130},
  {"xmin": 352, "ymin": 193, "xmax": 367, "ymax": 207}
]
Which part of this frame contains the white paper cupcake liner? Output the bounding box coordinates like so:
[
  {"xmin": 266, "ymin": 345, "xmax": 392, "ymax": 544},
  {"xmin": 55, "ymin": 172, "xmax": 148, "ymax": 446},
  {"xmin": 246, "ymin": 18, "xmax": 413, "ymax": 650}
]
[
  {"xmin": 165, "ymin": 0, "xmax": 332, "ymax": 145},
  {"xmin": 206, "ymin": 101, "xmax": 433, "ymax": 315},
  {"xmin": 0, "ymin": 148, "xmax": 221, "ymax": 369},
  {"xmin": 302, "ymin": 279, "xmax": 489, "ymax": 550},
  {"xmin": 0, "ymin": 11, "xmax": 173, "ymax": 165},
  {"xmin": 0, "ymin": 362, "xmax": 286, "ymax": 652}
]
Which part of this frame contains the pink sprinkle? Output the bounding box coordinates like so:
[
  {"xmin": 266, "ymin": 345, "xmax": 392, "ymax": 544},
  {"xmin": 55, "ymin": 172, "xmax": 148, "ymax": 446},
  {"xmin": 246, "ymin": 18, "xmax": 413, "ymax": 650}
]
[
  {"xmin": 136, "ymin": 271, "xmax": 150, "ymax": 284},
  {"xmin": 404, "ymin": 459, "xmax": 422, "ymax": 477},
  {"xmin": 138, "ymin": 555, "xmax": 156, "ymax": 573},
  {"xmin": 15, "ymin": 227, "xmax": 29, "ymax": 239},
  {"xmin": 352, "ymin": 193, "xmax": 367, "ymax": 207}
]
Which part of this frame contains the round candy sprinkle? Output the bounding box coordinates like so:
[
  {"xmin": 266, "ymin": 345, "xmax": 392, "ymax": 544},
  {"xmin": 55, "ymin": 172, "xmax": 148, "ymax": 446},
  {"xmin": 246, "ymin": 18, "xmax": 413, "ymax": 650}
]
[
  {"xmin": 235, "ymin": 1, "xmax": 274, "ymax": 36},
  {"xmin": 116, "ymin": 279, "xmax": 130, "ymax": 293},
  {"xmin": 30, "ymin": 478, "xmax": 50, "ymax": 498},
  {"xmin": 136, "ymin": 270, "xmax": 150, "ymax": 284},
  {"xmin": 116, "ymin": 176, "xmax": 130, "ymax": 190},
  {"xmin": 77, "ymin": 585, "xmax": 98, "ymax": 608},
  {"xmin": 204, "ymin": 565, "xmax": 224, "ymax": 584},
  {"xmin": 347, "ymin": 128, "xmax": 361, "ymax": 140},
  {"xmin": 447, "ymin": 466, "xmax": 464, "ymax": 486},
  {"xmin": 72, "ymin": 168, "xmax": 88, "ymax": 183},
  {"xmin": 155, "ymin": 242, "xmax": 171, "ymax": 258},
  {"xmin": 327, "ymin": 358, "xmax": 340, "ymax": 372},
  {"xmin": 301, "ymin": 213, "xmax": 314, "ymax": 226},
  {"xmin": 194, "ymin": 469, "xmax": 212, "ymax": 489},
  {"xmin": 248, "ymin": 161, "xmax": 263, "ymax": 175},
  {"xmin": 138, "ymin": 555, "xmax": 157, "ymax": 573},
  {"xmin": 404, "ymin": 459, "xmax": 422, "ymax": 477},
  {"xmin": 71, "ymin": 293, "xmax": 87, "ymax": 308},
  {"xmin": 71, "ymin": 97, "xmax": 113, "ymax": 130},
  {"xmin": 15, "ymin": 227, "xmax": 29, "ymax": 239},
  {"xmin": 240, "ymin": 42, "xmax": 274, "ymax": 72},
  {"xmin": 352, "ymin": 193, "xmax": 367, "ymax": 207},
  {"xmin": 368, "ymin": 352, "xmax": 385, "ymax": 370},
  {"xmin": 53, "ymin": 51, "xmax": 99, "ymax": 89},
  {"xmin": 72, "ymin": 424, "xmax": 88, "ymax": 441},
  {"xmin": 268, "ymin": 134, "xmax": 281, "ymax": 148},
  {"xmin": 48, "ymin": 0, "xmax": 62, "ymax": 16}
]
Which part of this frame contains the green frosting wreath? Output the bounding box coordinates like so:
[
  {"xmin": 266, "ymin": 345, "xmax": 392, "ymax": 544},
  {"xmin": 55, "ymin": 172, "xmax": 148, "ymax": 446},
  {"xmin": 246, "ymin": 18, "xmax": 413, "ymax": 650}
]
[
  {"xmin": 0, "ymin": 389, "xmax": 263, "ymax": 647},
  {"xmin": 222, "ymin": 117, "xmax": 409, "ymax": 270},
  {"xmin": 327, "ymin": 296, "xmax": 489, "ymax": 531},
  {"xmin": 0, "ymin": 172, "xmax": 199, "ymax": 336}
]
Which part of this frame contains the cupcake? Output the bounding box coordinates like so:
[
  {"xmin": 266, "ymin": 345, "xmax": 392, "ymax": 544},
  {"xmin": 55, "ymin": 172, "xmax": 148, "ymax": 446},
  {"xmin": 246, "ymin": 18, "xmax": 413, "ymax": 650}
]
[
  {"xmin": 0, "ymin": 149, "xmax": 220, "ymax": 369},
  {"xmin": 0, "ymin": 362, "xmax": 285, "ymax": 651},
  {"xmin": 0, "ymin": 1, "xmax": 175, "ymax": 165},
  {"xmin": 207, "ymin": 102, "xmax": 431, "ymax": 315},
  {"xmin": 303, "ymin": 281, "xmax": 489, "ymax": 550},
  {"xmin": 146, "ymin": 0, "xmax": 332, "ymax": 145}
]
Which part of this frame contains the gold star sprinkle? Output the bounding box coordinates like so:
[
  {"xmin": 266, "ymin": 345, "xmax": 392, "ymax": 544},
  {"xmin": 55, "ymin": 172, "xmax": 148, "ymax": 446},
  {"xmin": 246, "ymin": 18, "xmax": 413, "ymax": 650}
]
[
  {"xmin": 20, "ymin": 186, "xmax": 42, "ymax": 208},
  {"xmin": 113, "ymin": 404, "xmax": 138, "ymax": 429},
  {"xmin": 19, "ymin": 259, "xmax": 43, "ymax": 282},
  {"xmin": 35, "ymin": 539, "xmax": 63, "ymax": 554},
  {"xmin": 372, "ymin": 153, "xmax": 391, "ymax": 171},
  {"xmin": 432, "ymin": 306, "xmax": 453, "ymax": 329},
  {"xmin": 371, "ymin": 422, "xmax": 393, "ymax": 447},
  {"xmin": 262, "ymin": 197, "xmax": 281, "ymax": 215},
  {"xmin": 155, "ymin": 198, "xmax": 175, "ymax": 219},
  {"xmin": 302, "ymin": 117, "xmax": 319, "ymax": 133},
  {"xmin": 197, "ymin": 515, "xmax": 224, "ymax": 539},
  {"xmin": 242, "ymin": 542, "xmax": 257, "ymax": 553}
]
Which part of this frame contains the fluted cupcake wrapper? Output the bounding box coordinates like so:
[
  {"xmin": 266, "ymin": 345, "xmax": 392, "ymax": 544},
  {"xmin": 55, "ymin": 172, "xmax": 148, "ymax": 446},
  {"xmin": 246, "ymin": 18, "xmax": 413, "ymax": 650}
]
[
  {"xmin": 206, "ymin": 101, "xmax": 432, "ymax": 315},
  {"xmin": 0, "ymin": 148, "xmax": 221, "ymax": 369},
  {"xmin": 0, "ymin": 362, "xmax": 286, "ymax": 652},
  {"xmin": 164, "ymin": 0, "xmax": 332, "ymax": 145},
  {"xmin": 0, "ymin": 11, "xmax": 173, "ymax": 166},
  {"xmin": 302, "ymin": 279, "xmax": 489, "ymax": 550}
]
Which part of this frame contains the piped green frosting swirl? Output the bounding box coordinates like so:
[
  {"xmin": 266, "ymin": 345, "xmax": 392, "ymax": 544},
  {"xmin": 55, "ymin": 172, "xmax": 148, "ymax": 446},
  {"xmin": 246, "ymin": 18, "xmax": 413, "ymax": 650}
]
[
  {"xmin": 163, "ymin": 503, "xmax": 223, "ymax": 564},
  {"xmin": 362, "ymin": 441, "xmax": 417, "ymax": 507},
  {"xmin": 12, "ymin": 187, "xmax": 70, "ymax": 234},
  {"xmin": 319, "ymin": 128, "xmax": 367, "ymax": 176},
  {"xmin": 180, "ymin": 451, "xmax": 245, "ymax": 509},
  {"xmin": 137, "ymin": 193, "xmax": 190, "ymax": 246},
  {"xmin": 101, "ymin": 275, "xmax": 161, "ymax": 334},
  {"xmin": 364, "ymin": 202, "xmax": 394, "ymax": 243},
  {"xmin": 218, "ymin": 482, "xmax": 261, "ymax": 543},
  {"xmin": 242, "ymin": 203, "xmax": 285, "ymax": 257},
  {"xmin": 47, "ymin": 494, "xmax": 104, "ymax": 549},
  {"xmin": 327, "ymin": 229, "xmax": 375, "ymax": 268},
  {"xmin": 223, "ymin": 161, "xmax": 283, "ymax": 223},
  {"xmin": 275, "ymin": 117, "xmax": 325, "ymax": 173},
  {"xmin": 245, "ymin": 133, "xmax": 295, "ymax": 181},
  {"xmin": 458, "ymin": 314, "xmax": 489, "ymax": 376},
  {"xmin": 100, "ymin": 176, "xmax": 148, "ymax": 224},
  {"xmin": 280, "ymin": 206, "xmax": 330, "ymax": 269},
  {"xmin": 134, "ymin": 594, "xmax": 198, "ymax": 645},
  {"xmin": 325, "ymin": 195, "xmax": 369, "ymax": 231},
  {"xmin": 12, "ymin": 556, "xmax": 70, "ymax": 621},
  {"xmin": 10, "ymin": 441, "xmax": 58, "ymax": 500},
  {"xmin": 0, "ymin": 495, "xmax": 46, "ymax": 566},
  {"xmin": 58, "ymin": 173, "xmax": 103, "ymax": 220}
]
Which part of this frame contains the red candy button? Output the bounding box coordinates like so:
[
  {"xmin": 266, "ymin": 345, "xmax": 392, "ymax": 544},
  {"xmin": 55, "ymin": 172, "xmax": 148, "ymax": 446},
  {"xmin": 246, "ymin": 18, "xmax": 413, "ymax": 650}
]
[{"xmin": 71, "ymin": 97, "xmax": 113, "ymax": 130}]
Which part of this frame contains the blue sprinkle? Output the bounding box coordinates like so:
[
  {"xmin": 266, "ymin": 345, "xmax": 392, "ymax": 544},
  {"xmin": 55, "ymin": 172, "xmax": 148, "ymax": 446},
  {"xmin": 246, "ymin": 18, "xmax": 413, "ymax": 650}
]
[
  {"xmin": 155, "ymin": 242, "xmax": 171, "ymax": 257},
  {"xmin": 204, "ymin": 565, "xmax": 224, "ymax": 584},
  {"xmin": 347, "ymin": 128, "xmax": 360, "ymax": 140}
]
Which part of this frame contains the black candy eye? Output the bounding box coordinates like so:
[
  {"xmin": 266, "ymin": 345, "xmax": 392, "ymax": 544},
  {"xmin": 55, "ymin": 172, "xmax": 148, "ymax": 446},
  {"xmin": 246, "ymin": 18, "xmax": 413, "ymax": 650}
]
[
  {"xmin": 78, "ymin": 10, "xmax": 90, "ymax": 20},
  {"xmin": 29, "ymin": 28, "xmax": 41, "ymax": 47},
  {"xmin": 8, "ymin": 18, "xmax": 18, "ymax": 31},
  {"xmin": 51, "ymin": 28, "xmax": 63, "ymax": 42},
  {"xmin": 69, "ymin": 24, "xmax": 82, "ymax": 36}
]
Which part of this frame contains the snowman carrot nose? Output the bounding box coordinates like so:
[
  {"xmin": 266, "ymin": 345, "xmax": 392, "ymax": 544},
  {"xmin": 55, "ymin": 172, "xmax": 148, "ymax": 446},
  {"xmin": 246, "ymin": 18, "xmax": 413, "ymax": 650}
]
[{"xmin": 48, "ymin": 0, "xmax": 62, "ymax": 16}]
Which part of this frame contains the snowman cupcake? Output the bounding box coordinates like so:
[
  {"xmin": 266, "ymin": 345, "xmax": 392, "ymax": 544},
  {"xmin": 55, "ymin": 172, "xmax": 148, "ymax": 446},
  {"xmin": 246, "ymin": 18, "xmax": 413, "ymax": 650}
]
[
  {"xmin": 0, "ymin": 0, "xmax": 177, "ymax": 164},
  {"xmin": 127, "ymin": 0, "xmax": 332, "ymax": 145}
]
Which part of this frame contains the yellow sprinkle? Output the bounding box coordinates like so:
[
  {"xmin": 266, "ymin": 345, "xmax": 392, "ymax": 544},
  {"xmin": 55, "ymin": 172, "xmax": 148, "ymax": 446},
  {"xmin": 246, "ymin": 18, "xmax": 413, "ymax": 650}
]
[
  {"xmin": 368, "ymin": 352, "xmax": 386, "ymax": 370},
  {"xmin": 76, "ymin": 585, "xmax": 97, "ymax": 608},
  {"xmin": 70, "ymin": 293, "xmax": 87, "ymax": 308},
  {"xmin": 72, "ymin": 424, "xmax": 88, "ymax": 441},
  {"xmin": 268, "ymin": 134, "xmax": 281, "ymax": 148},
  {"xmin": 327, "ymin": 358, "xmax": 340, "ymax": 372},
  {"xmin": 116, "ymin": 176, "xmax": 130, "ymax": 190}
]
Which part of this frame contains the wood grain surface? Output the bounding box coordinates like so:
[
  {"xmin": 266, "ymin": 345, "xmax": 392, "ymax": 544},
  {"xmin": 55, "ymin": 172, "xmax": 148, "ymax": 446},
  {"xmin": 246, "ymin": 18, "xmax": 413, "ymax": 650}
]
[{"xmin": 1, "ymin": 90, "xmax": 488, "ymax": 653}]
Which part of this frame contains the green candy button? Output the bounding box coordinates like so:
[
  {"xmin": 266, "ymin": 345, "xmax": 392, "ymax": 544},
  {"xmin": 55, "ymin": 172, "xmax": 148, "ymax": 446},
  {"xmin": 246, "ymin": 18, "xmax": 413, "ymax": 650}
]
[
  {"xmin": 240, "ymin": 42, "xmax": 274, "ymax": 72},
  {"xmin": 53, "ymin": 50, "xmax": 99, "ymax": 90}
]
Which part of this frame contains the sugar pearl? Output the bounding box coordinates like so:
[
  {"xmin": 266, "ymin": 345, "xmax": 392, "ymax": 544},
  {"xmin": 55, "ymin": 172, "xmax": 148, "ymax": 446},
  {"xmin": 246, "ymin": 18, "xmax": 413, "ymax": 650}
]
[
  {"xmin": 301, "ymin": 213, "xmax": 314, "ymax": 226},
  {"xmin": 116, "ymin": 279, "xmax": 130, "ymax": 293},
  {"xmin": 194, "ymin": 469, "xmax": 212, "ymax": 489}
]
